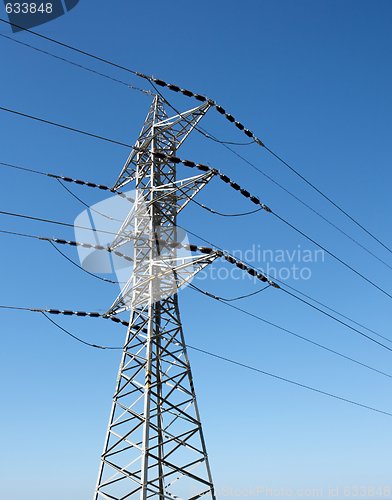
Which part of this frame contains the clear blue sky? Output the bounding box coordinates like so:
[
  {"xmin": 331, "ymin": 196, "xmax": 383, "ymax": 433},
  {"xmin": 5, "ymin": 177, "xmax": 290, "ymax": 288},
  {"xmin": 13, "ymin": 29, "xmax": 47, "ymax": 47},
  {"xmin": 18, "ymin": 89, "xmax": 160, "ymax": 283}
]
[{"xmin": 1, "ymin": 1, "xmax": 392, "ymax": 499}]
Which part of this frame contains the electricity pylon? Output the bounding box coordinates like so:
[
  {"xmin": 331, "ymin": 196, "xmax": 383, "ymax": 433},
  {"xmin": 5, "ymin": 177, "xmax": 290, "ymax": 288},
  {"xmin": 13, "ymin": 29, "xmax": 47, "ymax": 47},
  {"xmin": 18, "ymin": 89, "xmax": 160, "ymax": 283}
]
[{"xmin": 94, "ymin": 95, "xmax": 219, "ymax": 500}]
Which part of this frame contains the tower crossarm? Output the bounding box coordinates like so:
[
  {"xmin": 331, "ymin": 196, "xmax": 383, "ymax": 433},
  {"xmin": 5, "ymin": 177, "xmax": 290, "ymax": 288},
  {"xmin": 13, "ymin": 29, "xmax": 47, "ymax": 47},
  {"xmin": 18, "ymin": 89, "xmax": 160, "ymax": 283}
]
[
  {"xmin": 113, "ymin": 101, "xmax": 211, "ymax": 191},
  {"xmin": 106, "ymin": 250, "xmax": 221, "ymax": 316}
]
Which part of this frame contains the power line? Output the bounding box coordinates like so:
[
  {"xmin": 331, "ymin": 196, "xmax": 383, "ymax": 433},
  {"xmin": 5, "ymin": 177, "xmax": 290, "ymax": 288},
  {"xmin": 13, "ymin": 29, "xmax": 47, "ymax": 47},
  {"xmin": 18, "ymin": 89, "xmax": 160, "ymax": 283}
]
[
  {"xmin": 5, "ymin": 215, "xmax": 391, "ymax": 356},
  {"xmin": 0, "ymin": 19, "xmax": 261, "ymax": 146},
  {"xmin": 1, "ymin": 301, "xmax": 392, "ymax": 418},
  {"xmin": 185, "ymin": 180, "xmax": 392, "ymax": 272},
  {"xmin": 189, "ymin": 283, "xmax": 392, "ymax": 378},
  {"xmin": 280, "ymin": 285, "xmax": 392, "ymax": 346},
  {"xmin": 48, "ymin": 240, "xmax": 118, "ymax": 284},
  {"xmin": 0, "ymin": 304, "xmax": 37, "ymax": 312},
  {"xmin": 0, "ymin": 304, "xmax": 130, "ymax": 326},
  {"xmin": 5, "ymin": 210, "xmax": 391, "ymax": 358},
  {"xmin": 40, "ymin": 313, "xmax": 392, "ymax": 418},
  {"xmin": 56, "ymin": 179, "xmax": 123, "ymax": 222},
  {"xmin": 0, "ymin": 105, "xmax": 132, "ymax": 148},
  {"xmin": 41, "ymin": 312, "xmax": 122, "ymax": 350},
  {"xmin": 2, "ymin": 156, "xmax": 392, "ymax": 351},
  {"xmin": 0, "ymin": 228, "xmax": 134, "ymax": 263},
  {"xmin": 0, "ymin": 18, "xmax": 142, "ymax": 75},
  {"xmin": 263, "ymin": 146, "xmax": 392, "ymax": 257},
  {"xmin": 0, "ymin": 210, "xmax": 277, "ymax": 287},
  {"xmin": 149, "ymin": 68, "xmax": 392, "ymax": 259},
  {"xmin": 0, "ymin": 208, "xmax": 120, "ymax": 236},
  {"xmin": 3, "ymin": 28, "xmax": 388, "ymax": 271},
  {"xmin": 156, "ymin": 152, "xmax": 392, "ymax": 301},
  {"xmin": 0, "ymin": 161, "xmax": 135, "ymax": 203},
  {"xmin": 1, "ymin": 104, "xmax": 390, "ymax": 299},
  {"xmin": 0, "ymin": 228, "xmax": 40, "ymax": 240},
  {"xmin": 272, "ymin": 211, "xmax": 392, "ymax": 300},
  {"xmin": 217, "ymin": 284, "xmax": 271, "ymax": 302},
  {"xmin": 152, "ymin": 86, "xmax": 392, "ymax": 272},
  {"xmin": 0, "ymin": 33, "xmax": 153, "ymax": 96},
  {"xmin": 2, "ymin": 99, "xmax": 390, "ymax": 272},
  {"xmin": 2, "ymin": 146, "xmax": 391, "ymax": 302},
  {"xmin": 1, "ymin": 33, "xmax": 253, "ymax": 149},
  {"xmin": 184, "ymin": 192, "xmax": 263, "ymax": 218},
  {"xmin": 0, "ymin": 20, "xmax": 251, "ymax": 139},
  {"xmin": 179, "ymin": 225, "xmax": 392, "ymax": 347},
  {"xmin": 187, "ymin": 344, "xmax": 392, "ymax": 418},
  {"xmin": 0, "ymin": 160, "xmax": 49, "ymax": 176},
  {"xmin": 184, "ymin": 153, "xmax": 392, "ymax": 271},
  {"xmin": 2, "ymin": 16, "xmax": 390, "ymax": 258},
  {"xmin": 280, "ymin": 281, "xmax": 392, "ymax": 345}
]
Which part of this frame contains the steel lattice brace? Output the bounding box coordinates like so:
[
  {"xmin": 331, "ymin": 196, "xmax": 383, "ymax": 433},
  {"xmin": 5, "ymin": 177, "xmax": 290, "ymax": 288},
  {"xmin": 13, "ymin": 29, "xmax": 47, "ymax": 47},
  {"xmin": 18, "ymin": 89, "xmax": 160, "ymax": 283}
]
[{"xmin": 94, "ymin": 96, "xmax": 218, "ymax": 500}]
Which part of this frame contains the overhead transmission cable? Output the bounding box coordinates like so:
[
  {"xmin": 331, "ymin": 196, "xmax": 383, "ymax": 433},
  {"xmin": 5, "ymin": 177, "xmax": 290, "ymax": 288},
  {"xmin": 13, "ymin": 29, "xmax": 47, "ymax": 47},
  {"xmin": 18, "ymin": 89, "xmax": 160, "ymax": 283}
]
[
  {"xmin": 1, "ymin": 301, "xmax": 392, "ymax": 418},
  {"xmin": 150, "ymin": 61, "xmax": 392, "ymax": 259},
  {"xmin": 153, "ymin": 86, "xmax": 392, "ymax": 271},
  {"xmin": 47, "ymin": 240, "xmax": 119, "ymax": 284},
  {"xmin": 3, "ymin": 163, "xmax": 388, "ymax": 349},
  {"xmin": 174, "ymin": 222, "xmax": 392, "ymax": 349},
  {"xmin": 1, "ymin": 220, "xmax": 392, "ymax": 357},
  {"xmin": 154, "ymin": 151, "xmax": 392, "ymax": 301},
  {"xmin": 56, "ymin": 179, "xmax": 123, "ymax": 222},
  {"xmin": 190, "ymin": 192, "xmax": 392, "ymax": 270},
  {"xmin": 0, "ymin": 105, "xmax": 133, "ymax": 148},
  {"xmin": 0, "ymin": 303, "xmax": 130, "ymax": 325},
  {"xmin": 1, "ymin": 28, "xmax": 387, "ymax": 266},
  {"xmin": 2, "ymin": 158, "xmax": 392, "ymax": 353},
  {"xmin": 186, "ymin": 343, "xmax": 392, "ymax": 419},
  {"xmin": 7, "ymin": 287, "xmax": 392, "ymax": 381},
  {"xmin": 1, "ymin": 108, "xmax": 392, "ymax": 350},
  {"xmin": 2, "ymin": 18, "xmax": 392, "ymax": 421},
  {"xmin": 41, "ymin": 315, "xmax": 392, "ymax": 418},
  {"xmin": 216, "ymin": 285, "xmax": 271, "ymax": 301},
  {"xmin": 0, "ymin": 31, "xmax": 249, "ymax": 147},
  {"xmin": 2, "ymin": 156, "xmax": 388, "ymax": 279},
  {"xmin": 1, "ymin": 16, "xmax": 389, "ymax": 256},
  {"xmin": 0, "ymin": 228, "xmax": 133, "ymax": 264},
  {"xmin": 1, "ymin": 105, "xmax": 391, "ymax": 302},
  {"xmin": 2, "ymin": 161, "xmax": 392, "ymax": 350},
  {"xmin": 188, "ymin": 283, "xmax": 392, "ymax": 379},
  {"xmin": 41, "ymin": 312, "xmax": 122, "ymax": 350},
  {"xmin": 0, "ymin": 33, "xmax": 153, "ymax": 96},
  {"xmin": 4, "ymin": 166, "xmax": 391, "ymax": 347},
  {"xmin": 0, "ymin": 160, "xmax": 261, "ymax": 219},
  {"xmin": 0, "ymin": 208, "xmax": 121, "ymax": 236}
]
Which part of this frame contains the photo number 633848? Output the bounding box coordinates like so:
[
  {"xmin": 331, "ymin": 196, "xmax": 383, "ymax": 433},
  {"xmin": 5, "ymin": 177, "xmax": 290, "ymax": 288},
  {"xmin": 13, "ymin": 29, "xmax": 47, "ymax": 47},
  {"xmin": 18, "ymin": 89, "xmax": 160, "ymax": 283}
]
[
  {"xmin": 5, "ymin": 2, "xmax": 54, "ymax": 14},
  {"xmin": 3, "ymin": 0, "xmax": 80, "ymax": 31}
]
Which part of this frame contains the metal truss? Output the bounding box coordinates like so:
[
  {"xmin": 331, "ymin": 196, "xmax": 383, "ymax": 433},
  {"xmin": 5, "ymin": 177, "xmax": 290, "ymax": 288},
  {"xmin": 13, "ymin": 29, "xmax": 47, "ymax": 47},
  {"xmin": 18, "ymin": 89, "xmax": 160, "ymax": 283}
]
[{"xmin": 94, "ymin": 96, "xmax": 217, "ymax": 500}]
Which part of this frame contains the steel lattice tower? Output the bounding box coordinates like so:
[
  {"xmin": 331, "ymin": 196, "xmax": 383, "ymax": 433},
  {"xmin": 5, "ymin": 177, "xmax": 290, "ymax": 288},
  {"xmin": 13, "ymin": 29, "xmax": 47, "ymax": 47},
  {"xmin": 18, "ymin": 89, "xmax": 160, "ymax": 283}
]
[{"xmin": 94, "ymin": 95, "xmax": 219, "ymax": 500}]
